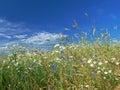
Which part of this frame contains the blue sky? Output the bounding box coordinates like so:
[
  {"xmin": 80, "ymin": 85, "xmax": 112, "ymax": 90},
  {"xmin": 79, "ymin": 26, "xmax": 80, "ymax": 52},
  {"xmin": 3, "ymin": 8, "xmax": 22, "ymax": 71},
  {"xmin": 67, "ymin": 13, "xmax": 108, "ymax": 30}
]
[{"xmin": 0, "ymin": 0, "xmax": 120, "ymax": 53}]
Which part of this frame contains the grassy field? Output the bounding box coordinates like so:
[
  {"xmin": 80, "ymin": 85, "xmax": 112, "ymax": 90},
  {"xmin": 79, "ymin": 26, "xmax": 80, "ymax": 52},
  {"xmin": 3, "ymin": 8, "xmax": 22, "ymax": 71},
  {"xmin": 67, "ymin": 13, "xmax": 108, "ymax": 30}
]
[{"xmin": 0, "ymin": 33, "xmax": 120, "ymax": 90}]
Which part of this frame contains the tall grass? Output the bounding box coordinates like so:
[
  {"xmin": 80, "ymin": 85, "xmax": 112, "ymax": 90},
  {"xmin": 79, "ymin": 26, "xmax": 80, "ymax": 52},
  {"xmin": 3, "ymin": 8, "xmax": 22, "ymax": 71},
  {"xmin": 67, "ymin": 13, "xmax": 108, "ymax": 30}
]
[{"xmin": 0, "ymin": 28, "xmax": 120, "ymax": 90}]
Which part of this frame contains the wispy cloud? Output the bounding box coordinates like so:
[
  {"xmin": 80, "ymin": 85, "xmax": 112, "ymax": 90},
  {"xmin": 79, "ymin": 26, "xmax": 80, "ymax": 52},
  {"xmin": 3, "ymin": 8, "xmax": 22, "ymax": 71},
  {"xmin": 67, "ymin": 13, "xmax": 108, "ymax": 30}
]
[
  {"xmin": 22, "ymin": 32, "xmax": 61, "ymax": 45},
  {"xmin": 0, "ymin": 41, "xmax": 21, "ymax": 55},
  {"xmin": 14, "ymin": 34, "xmax": 27, "ymax": 39},
  {"xmin": 0, "ymin": 32, "xmax": 67, "ymax": 54},
  {"xmin": 0, "ymin": 18, "xmax": 30, "ymax": 35},
  {"xmin": 0, "ymin": 33, "xmax": 11, "ymax": 39},
  {"xmin": 0, "ymin": 18, "xmax": 67, "ymax": 54}
]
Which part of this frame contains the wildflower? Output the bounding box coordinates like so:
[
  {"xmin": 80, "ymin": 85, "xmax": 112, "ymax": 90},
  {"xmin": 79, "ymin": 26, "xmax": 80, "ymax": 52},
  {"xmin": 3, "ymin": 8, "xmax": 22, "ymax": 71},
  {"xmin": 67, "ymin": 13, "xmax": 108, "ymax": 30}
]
[
  {"xmin": 65, "ymin": 76, "xmax": 69, "ymax": 79},
  {"xmin": 104, "ymin": 71, "xmax": 108, "ymax": 75},
  {"xmin": 97, "ymin": 70, "xmax": 101, "ymax": 74},
  {"xmin": 7, "ymin": 66, "xmax": 10, "ymax": 68},
  {"xmin": 81, "ymin": 64, "xmax": 84, "ymax": 67},
  {"xmin": 80, "ymin": 58, "xmax": 84, "ymax": 62},
  {"xmin": 59, "ymin": 56, "xmax": 64, "ymax": 59},
  {"xmin": 93, "ymin": 61, "xmax": 97, "ymax": 64},
  {"xmin": 34, "ymin": 50, "xmax": 39, "ymax": 54},
  {"xmin": 3, "ymin": 60, "xmax": 6, "ymax": 64},
  {"xmin": 108, "ymin": 70, "xmax": 112, "ymax": 73},
  {"xmin": 115, "ymin": 78, "xmax": 119, "ymax": 81},
  {"xmin": 18, "ymin": 70, "xmax": 20, "ymax": 72},
  {"xmin": 59, "ymin": 46, "xmax": 66, "ymax": 50},
  {"xmin": 8, "ymin": 84, "xmax": 11, "ymax": 87},
  {"xmin": 80, "ymin": 85, "xmax": 84, "ymax": 87},
  {"xmin": 14, "ymin": 62, "xmax": 19, "ymax": 67},
  {"xmin": 47, "ymin": 70, "xmax": 51, "ymax": 73},
  {"xmin": 28, "ymin": 66, "xmax": 33, "ymax": 70},
  {"xmin": 89, "ymin": 54, "xmax": 93, "ymax": 57},
  {"xmin": 97, "ymin": 67, "xmax": 100, "ymax": 69},
  {"xmin": 93, "ymin": 54, "xmax": 97, "ymax": 57},
  {"xmin": 87, "ymin": 59, "xmax": 92, "ymax": 63},
  {"xmin": 66, "ymin": 56, "xmax": 70, "ymax": 60},
  {"xmin": 92, "ymin": 72, "xmax": 96, "ymax": 76},
  {"xmin": 54, "ymin": 68, "xmax": 58, "ymax": 72},
  {"xmin": 41, "ymin": 51, "xmax": 44, "ymax": 54},
  {"xmin": 48, "ymin": 84, "xmax": 51, "ymax": 89},
  {"xmin": 104, "ymin": 61, "xmax": 108, "ymax": 64},
  {"xmin": 55, "ymin": 50, "xmax": 59, "ymax": 53},
  {"xmin": 111, "ymin": 58, "xmax": 116, "ymax": 62},
  {"xmin": 69, "ymin": 56, "xmax": 73, "ymax": 59},
  {"xmin": 103, "ymin": 77, "xmax": 106, "ymax": 79},
  {"xmin": 43, "ymin": 56, "xmax": 47, "ymax": 59},
  {"xmin": 60, "ymin": 49, "xmax": 63, "ymax": 53},
  {"xmin": 115, "ymin": 62, "xmax": 119, "ymax": 65},
  {"xmin": 98, "ymin": 62, "xmax": 103, "ymax": 66},
  {"xmin": 51, "ymin": 64, "xmax": 57, "ymax": 67},
  {"xmin": 56, "ymin": 57, "xmax": 60, "ymax": 60},
  {"xmin": 76, "ymin": 74, "xmax": 80, "ymax": 77},
  {"xmin": 85, "ymin": 85, "xmax": 89, "ymax": 88},
  {"xmin": 90, "ymin": 63, "xmax": 94, "ymax": 67},
  {"xmin": 54, "ymin": 44, "xmax": 60, "ymax": 48},
  {"xmin": 26, "ymin": 52, "xmax": 32, "ymax": 57}
]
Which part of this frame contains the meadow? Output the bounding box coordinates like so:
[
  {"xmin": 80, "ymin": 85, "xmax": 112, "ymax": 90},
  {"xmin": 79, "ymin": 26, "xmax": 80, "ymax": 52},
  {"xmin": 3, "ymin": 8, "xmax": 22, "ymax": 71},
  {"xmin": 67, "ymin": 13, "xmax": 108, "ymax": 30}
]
[{"xmin": 0, "ymin": 30, "xmax": 120, "ymax": 90}]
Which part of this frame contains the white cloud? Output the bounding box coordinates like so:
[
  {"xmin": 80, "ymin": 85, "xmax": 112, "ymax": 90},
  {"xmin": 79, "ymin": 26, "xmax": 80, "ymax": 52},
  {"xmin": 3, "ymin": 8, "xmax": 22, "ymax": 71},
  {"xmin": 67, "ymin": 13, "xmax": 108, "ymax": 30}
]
[
  {"xmin": 0, "ymin": 46, "xmax": 9, "ymax": 54},
  {"xmin": 4, "ymin": 41, "xmax": 18, "ymax": 46},
  {"xmin": 0, "ymin": 18, "xmax": 68, "ymax": 53},
  {"xmin": 22, "ymin": 32, "xmax": 61, "ymax": 44},
  {"xmin": 14, "ymin": 34, "xmax": 27, "ymax": 39},
  {"xmin": 0, "ymin": 18, "xmax": 30, "ymax": 35},
  {"xmin": 0, "ymin": 18, "xmax": 6, "ymax": 23},
  {"xmin": 0, "ymin": 18, "xmax": 30, "ymax": 47},
  {"xmin": 0, "ymin": 41, "xmax": 21, "ymax": 55},
  {"xmin": 0, "ymin": 33, "xmax": 11, "ymax": 39},
  {"xmin": 112, "ymin": 39, "xmax": 120, "ymax": 43},
  {"xmin": 0, "ymin": 32, "xmax": 67, "ymax": 54}
]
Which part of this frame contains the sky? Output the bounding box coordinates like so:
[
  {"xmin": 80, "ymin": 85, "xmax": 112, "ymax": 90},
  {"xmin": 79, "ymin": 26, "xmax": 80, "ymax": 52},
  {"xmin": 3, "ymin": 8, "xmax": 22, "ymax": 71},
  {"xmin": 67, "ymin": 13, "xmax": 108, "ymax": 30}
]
[{"xmin": 0, "ymin": 0, "xmax": 120, "ymax": 53}]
